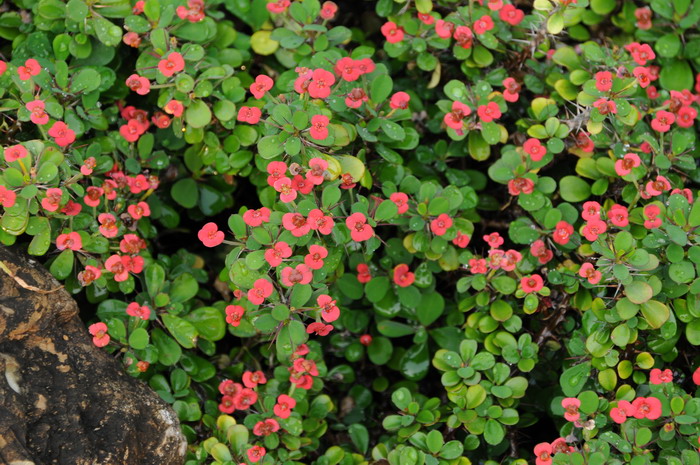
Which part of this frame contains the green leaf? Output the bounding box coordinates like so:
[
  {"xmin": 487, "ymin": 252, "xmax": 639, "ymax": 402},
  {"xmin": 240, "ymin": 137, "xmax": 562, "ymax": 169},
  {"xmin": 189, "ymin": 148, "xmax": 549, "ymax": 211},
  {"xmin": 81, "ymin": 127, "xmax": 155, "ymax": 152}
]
[
  {"xmin": 171, "ymin": 178, "xmax": 199, "ymax": 208},
  {"xmin": 375, "ymin": 200, "xmax": 398, "ymax": 222},
  {"xmin": 560, "ymin": 362, "xmax": 591, "ymax": 396},
  {"xmin": 129, "ymin": 327, "xmax": 150, "ymax": 349},
  {"xmin": 625, "ymin": 281, "xmax": 653, "ymax": 304},
  {"xmin": 145, "ymin": 264, "xmax": 165, "ymax": 297},
  {"xmin": 185, "ymin": 100, "xmax": 212, "ymax": 128},
  {"xmin": 399, "ymin": 343, "xmax": 429, "ymax": 380},
  {"xmin": 152, "ymin": 328, "xmax": 182, "ymax": 365},
  {"xmin": 484, "ymin": 419, "xmax": 505, "ymax": 445},
  {"xmin": 185, "ymin": 306, "xmax": 225, "ymax": 341},
  {"xmin": 370, "ymin": 74, "xmax": 393, "ymax": 103},
  {"xmin": 367, "ymin": 336, "xmax": 393, "ymax": 365},
  {"xmin": 659, "ymin": 60, "xmax": 693, "ymax": 91},
  {"xmin": 162, "ymin": 314, "xmax": 198, "ymax": 348},
  {"xmin": 349, "ymin": 424, "xmax": 369, "ymax": 454},
  {"xmin": 170, "ymin": 273, "xmax": 199, "ymax": 302},
  {"xmin": 559, "ymin": 176, "xmax": 591, "ymax": 202},
  {"xmin": 656, "ymin": 33, "xmax": 682, "ymax": 57},
  {"xmin": 380, "ymin": 119, "xmax": 405, "ymax": 141},
  {"xmin": 640, "ymin": 300, "xmax": 670, "ymax": 329},
  {"xmin": 70, "ymin": 68, "xmax": 101, "ymax": 94},
  {"xmin": 417, "ymin": 292, "xmax": 444, "ymax": 326},
  {"xmin": 50, "ymin": 249, "xmax": 74, "ymax": 280}
]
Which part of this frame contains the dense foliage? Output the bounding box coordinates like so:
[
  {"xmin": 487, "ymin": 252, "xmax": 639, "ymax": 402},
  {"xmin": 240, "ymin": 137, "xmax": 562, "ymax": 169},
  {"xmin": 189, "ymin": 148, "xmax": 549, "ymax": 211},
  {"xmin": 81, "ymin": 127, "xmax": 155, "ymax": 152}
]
[{"xmin": 2, "ymin": 0, "xmax": 700, "ymax": 463}]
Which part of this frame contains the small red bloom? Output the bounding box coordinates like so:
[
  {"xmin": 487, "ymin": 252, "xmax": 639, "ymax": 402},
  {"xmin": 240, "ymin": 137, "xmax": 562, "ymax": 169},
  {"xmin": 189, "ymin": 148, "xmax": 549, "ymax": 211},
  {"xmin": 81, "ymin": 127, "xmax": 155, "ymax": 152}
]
[
  {"xmin": 266, "ymin": 0, "xmax": 290, "ymax": 13},
  {"xmin": 127, "ymin": 201, "xmax": 151, "ymax": 220},
  {"xmin": 42, "ymin": 188, "xmax": 63, "ymax": 212},
  {"xmin": 521, "ymin": 275, "xmax": 544, "ymax": 293},
  {"xmin": 390, "ymin": 192, "xmax": 409, "ymax": 214},
  {"xmin": 651, "ymin": 110, "xmax": 675, "ymax": 132},
  {"xmin": 593, "ymin": 98, "xmax": 617, "ymax": 115},
  {"xmin": 484, "ymin": 232, "xmax": 504, "ymax": 248},
  {"xmin": 645, "ymin": 175, "xmax": 671, "ymax": 196},
  {"xmin": 473, "ymin": 15, "xmax": 494, "ymax": 34},
  {"xmin": 306, "ymin": 158, "xmax": 328, "ymax": 185},
  {"xmin": 644, "ymin": 204, "xmax": 662, "ymax": 229},
  {"xmin": 164, "ymin": 100, "xmax": 184, "ymax": 117},
  {"xmin": 435, "ymin": 20, "xmax": 454, "ymax": 39},
  {"xmin": 310, "ymin": 114, "xmax": 330, "ymax": 140},
  {"xmin": 477, "ymin": 102, "xmax": 501, "ymax": 122},
  {"xmin": 444, "ymin": 101, "xmax": 471, "ymax": 130},
  {"xmin": 225, "ymin": 305, "xmax": 245, "ymax": 327},
  {"xmin": 248, "ymin": 278, "xmax": 274, "ymax": 305},
  {"xmin": 650, "ymin": 368, "xmax": 673, "ymax": 385},
  {"xmin": 524, "ymin": 138, "xmax": 547, "ymax": 162},
  {"xmin": 48, "ymin": 121, "xmax": 76, "ymax": 147},
  {"xmin": 282, "ymin": 212, "xmax": 311, "ymax": 237},
  {"xmin": 250, "ymin": 75, "xmax": 274, "ymax": 99},
  {"xmin": 393, "ymin": 264, "xmax": 415, "ymax": 287},
  {"xmin": 123, "ymin": 31, "xmax": 142, "ymax": 47},
  {"xmin": 635, "ymin": 7, "xmax": 652, "ymax": 29},
  {"xmin": 17, "ymin": 58, "xmax": 41, "ymax": 80},
  {"xmin": 233, "ymin": 388, "xmax": 258, "ymax": 410},
  {"xmin": 615, "ymin": 153, "xmax": 641, "ymax": 176},
  {"xmin": 381, "ymin": 21, "xmax": 404, "ymax": 43},
  {"xmin": 608, "ymin": 204, "xmax": 629, "ymax": 227},
  {"xmin": 453, "ymin": 231, "xmax": 471, "ymax": 248},
  {"xmin": 274, "ymin": 394, "xmax": 296, "ymax": 419},
  {"xmin": 305, "ymin": 244, "xmax": 328, "ymax": 270},
  {"xmin": 308, "ymin": 69, "xmax": 336, "ymax": 99},
  {"xmin": 126, "ymin": 302, "xmax": 151, "ymax": 320},
  {"xmin": 502, "ymin": 77, "xmax": 521, "ymax": 102},
  {"xmin": 307, "ymin": 322, "xmax": 333, "ymax": 336},
  {"xmin": 595, "ymin": 71, "xmax": 613, "ymax": 92},
  {"xmin": 307, "ymin": 209, "xmax": 334, "ymax": 235},
  {"xmin": 320, "ymin": 1, "xmax": 337, "ymax": 19},
  {"xmin": 198, "ymin": 222, "xmax": 224, "ymax": 247},
  {"xmin": 553, "ymin": 221, "xmax": 574, "ymax": 245},
  {"xmin": 0, "ymin": 186, "xmax": 17, "ymax": 209},
  {"xmin": 610, "ymin": 400, "xmax": 636, "ymax": 424},
  {"xmin": 27, "ymin": 100, "xmax": 49, "ymax": 125},
  {"xmin": 534, "ymin": 442, "xmax": 553, "ymax": 465},
  {"xmin": 242, "ymin": 370, "xmax": 267, "ymax": 388},
  {"xmin": 390, "ymin": 91, "xmax": 410, "ymax": 110},
  {"xmin": 430, "ymin": 214, "xmax": 453, "ymax": 236},
  {"xmin": 346, "ymin": 212, "xmax": 374, "ymax": 241},
  {"xmin": 266, "ymin": 161, "xmax": 288, "ymax": 186},
  {"xmin": 357, "ymin": 263, "xmax": 372, "ymax": 283},
  {"xmin": 579, "ymin": 262, "xmax": 602, "ymax": 284},
  {"xmin": 530, "ymin": 240, "xmax": 553, "ymax": 264},
  {"xmin": 237, "ymin": 106, "xmax": 262, "ymax": 124},
  {"xmin": 508, "ymin": 177, "xmax": 535, "ymax": 196},
  {"xmin": 281, "ymin": 264, "xmax": 313, "ymax": 287},
  {"xmin": 243, "ymin": 207, "xmax": 271, "ymax": 227},
  {"xmin": 158, "ymin": 52, "xmax": 185, "ymax": 77},
  {"xmin": 4, "ymin": 144, "xmax": 28, "ymax": 163},
  {"xmin": 632, "ymin": 397, "xmax": 662, "ymax": 420},
  {"xmin": 562, "ymin": 397, "xmax": 581, "ymax": 422},
  {"xmin": 89, "ymin": 322, "xmax": 110, "ymax": 347},
  {"xmin": 499, "ymin": 4, "xmax": 524, "ymax": 25},
  {"xmin": 253, "ymin": 419, "xmax": 279, "ymax": 436},
  {"xmin": 126, "ymin": 74, "xmax": 150, "ymax": 95}
]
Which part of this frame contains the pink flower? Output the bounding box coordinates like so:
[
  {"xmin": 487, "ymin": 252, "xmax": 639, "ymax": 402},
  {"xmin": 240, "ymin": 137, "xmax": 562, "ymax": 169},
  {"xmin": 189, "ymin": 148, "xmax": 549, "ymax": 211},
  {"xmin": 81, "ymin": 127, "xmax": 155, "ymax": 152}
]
[
  {"xmin": 650, "ymin": 368, "xmax": 673, "ymax": 385},
  {"xmin": 78, "ymin": 265, "xmax": 101, "ymax": 286},
  {"xmin": 610, "ymin": 400, "xmax": 636, "ymax": 424},
  {"xmin": 48, "ymin": 121, "xmax": 76, "ymax": 147},
  {"xmin": 318, "ymin": 294, "xmax": 340, "ymax": 322},
  {"xmin": 294, "ymin": 171, "xmax": 315, "ymax": 193},
  {"xmin": 81, "ymin": 157, "xmax": 96, "ymax": 176},
  {"xmin": 198, "ymin": 222, "xmax": 224, "ymax": 247},
  {"xmin": 629, "ymin": 43, "xmax": 655, "ymax": 65},
  {"xmin": 83, "ymin": 186, "xmax": 103, "ymax": 208},
  {"xmin": 266, "ymin": 0, "xmax": 290, "ymax": 13},
  {"xmin": 274, "ymin": 177, "xmax": 298, "ymax": 203},
  {"xmin": 243, "ymin": 370, "xmax": 267, "ymax": 388},
  {"xmin": 530, "ymin": 240, "xmax": 553, "ymax": 264},
  {"xmin": 346, "ymin": 212, "xmax": 374, "ymax": 241},
  {"xmin": 444, "ymin": 101, "xmax": 471, "ymax": 129},
  {"xmin": 575, "ymin": 131, "xmax": 595, "ymax": 152},
  {"xmin": 127, "ymin": 201, "xmax": 151, "ymax": 220},
  {"xmin": 651, "ymin": 110, "xmax": 675, "ymax": 132},
  {"xmin": 281, "ymin": 264, "xmax": 313, "ymax": 287},
  {"xmin": 357, "ymin": 263, "xmax": 372, "ymax": 283},
  {"xmin": 306, "ymin": 158, "xmax": 328, "ymax": 185},
  {"xmin": 615, "ymin": 153, "xmax": 641, "ymax": 176},
  {"xmin": 453, "ymin": 26, "xmax": 473, "ymax": 49},
  {"xmin": 126, "ymin": 302, "xmax": 151, "ymax": 320},
  {"xmin": 645, "ymin": 175, "xmax": 671, "ymax": 196},
  {"xmin": 593, "ymin": 98, "xmax": 617, "ymax": 115},
  {"xmin": 381, "ymin": 21, "xmax": 404, "ymax": 43},
  {"xmin": 644, "ymin": 204, "xmax": 662, "ymax": 229},
  {"xmin": 335, "ymin": 57, "xmax": 361, "ymax": 82},
  {"xmin": 105, "ymin": 254, "xmax": 129, "ymax": 282},
  {"xmin": 390, "ymin": 91, "xmax": 410, "ymax": 110},
  {"xmin": 499, "ymin": 5, "xmax": 524, "ymax": 25},
  {"xmin": 633, "ymin": 66, "xmax": 652, "ymax": 88},
  {"xmin": 418, "ymin": 12, "xmax": 435, "ymax": 25},
  {"xmin": 521, "ymin": 275, "xmax": 544, "ymax": 293},
  {"xmin": 595, "ymin": 71, "xmax": 613, "ymax": 92},
  {"xmin": 524, "ymin": 138, "xmax": 547, "ymax": 161},
  {"xmin": 608, "ymin": 204, "xmax": 629, "ymax": 227},
  {"xmin": 158, "ymin": 52, "xmax": 185, "ymax": 77},
  {"xmin": 243, "ymin": 207, "xmax": 271, "ymax": 227},
  {"xmin": 677, "ymin": 106, "xmax": 697, "ymax": 128},
  {"xmin": 390, "ymin": 192, "xmax": 409, "ymax": 214},
  {"xmin": 534, "ymin": 442, "xmax": 553, "ymax": 465},
  {"xmin": 17, "ymin": 58, "xmax": 41, "ymax": 80},
  {"xmin": 635, "ymin": 7, "xmax": 652, "ymax": 29},
  {"xmin": 581, "ymin": 201, "xmax": 601, "ymax": 221},
  {"xmin": 225, "ymin": 305, "xmax": 245, "ymax": 326},
  {"xmin": 553, "ymin": 221, "xmax": 574, "ymax": 245},
  {"xmin": 632, "ymin": 397, "xmax": 662, "ymax": 420},
  {"xmin": 310, "ymin": 114, "xmax": 330, "ymax": 140},
  {"xmin": 473, "ymin": 15, "xmax": 494, "ymax": 34},
  {"xmin": 126, "ymin": 74, "xmax": 150, "ymax": 95},
  {"xmin": 41, "ymin": 188, "xmax": 63, "ymax": 212},
  {"xmin": 248, "ymin": 278, "xmax": 274, "ymax": 305},
  {"xmin": 320, "ymin": 1, "xmax": 337, "ymax": 19},
  {"xmin": 89, "ymin": 322, "xmax": 110, "ymax": 347},
  {"xmin": 0, "ymin": 186, "xmax": 17, "ymax": 208},
  {"xmin": 562, "ymin": 397, "xmax": 581, "ymax": 422},
  {"xmin": 247, "ymin": 445, "xmax": 266, "ymax": 463},
  {"xmin": 305, "ymin": 244, "xmax": 328, "ymax": 270},
  {"xmin": 237, "ymin": 106, "xmax": 262, "ymax": 124},
  {"xmin": 27, "ymin": 100, "xmax": 49, "ymax": 125},
  {"xmin": 579, "ymin": 262, "xmax": 602, "ymax": 284},
  {"xmin": 250, "ymin": 75, "xmax": 274, "ymax": 99},
  {"xmin": 502, "ymin": 77, "xmax": 521, "ymax": 102},
  {"xmin": 393, "ymin": 264, "xmax": 414, "ymax": 287},
  {"xmin": 98, "ymin": 213, "xmax": 119, "ymax": 238},
  {"xmin": 430, "ymin": 214, "xmax": 453, "ymax": 236},
  {"xmin": 307, "ymin": 209, "xmax": 334, "ymax": 235},
  {"xmin": 307, "ymin": 322, "xmax": 333, "ymax": 336},
  {"xmin": 477, "ymin": 102, "xmax": 501, "ymax": 122},
  {"xmin": 508, "ymin": 177, "xmax": 535, "ymax": 196},
  {"xmin": 693, "ymin": 366, "xmax": 700, "ymax": 385},
  {"xmin": 469, "ymin": 258, "xmax": 488, "ymax": 274},
  {"xmin": 283, "ymin": 212, "xmax": 311, "ymax": 237},
  {"xmin": 484, "ymin": 232, "xmax": 504, "ymax": 248},
  {"xmin": 274, "ymin": 394, "xmax": 296, "ymax": 419},
  {"xmin": 266, "ymin": 161, "xmax": 288, "ymax": 186},
  {"xmin": 56, "ymin": 232, "xmax": 82, "ymax": 251},
  {"xmin": 253, "ymin": 419, "xmax": 279, "ymax": 436},
  {"xmin": 345, "ymin": 88, "xmax": 368, "ymax": 108},
  {"xmin": 453, "ymin": 231, "xmax": 471, "ymax": 248},
  {"xmin": 4, "ymin": 144, "xmax": 28, "ymax": 163},
  {"xmin": 582, "ymin": 218, "xmax": 607, "ymax": 241},
  {"xmin": 435, "ymin": 20, "xmax": 454, "ymax": 39},
  {"xmin": 308, "ymin": 69, "xmax": 336, "ymax": 99},
  {"xmin": 164, "ymin": 100, "xmax": 184, "ymax": 117}
]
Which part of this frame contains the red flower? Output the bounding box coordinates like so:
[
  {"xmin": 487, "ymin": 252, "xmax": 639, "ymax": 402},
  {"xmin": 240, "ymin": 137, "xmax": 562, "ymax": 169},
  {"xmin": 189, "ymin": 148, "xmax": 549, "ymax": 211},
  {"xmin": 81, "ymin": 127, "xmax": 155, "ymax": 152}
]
[
  {"xmin": 418, "ymin": 12, "xmax": 435, "ymax": 25},
  {"xmin": 42, "ymin": 187, "xmax": 63, "ymax": 212},
  {"xmin": 561, "ymin": 397, "xmax": 581, "ymax": 422},
  {"xmin": 628, "ymin": 43, "xmax": 655, "ymax": 65},
  {"xmin": 292, "ymin": 174, "xmax": 313, "ymax": 195},
  {"xmin": 27, "ymin": 100, "xmax": 49, "ymax": 125},
  {"xmin": 165, "ymin": 100, "xmax": 184, "ymax": 117},
  {"xmin": 523, "ymin": 138, "xmax": 547, "ymax": 161},
  {"xmin": 219, "ymin": 379, "xmax": 243, "ymax": 397},
  {"xmin": 281, "ymin": 264, "xmax": 313, "ymax": 287},
  {"xmin": 534, "ymin": 442, "xmax": 553, "ymax": 465},
  {"xmin": 317, "ymin": 294, "xmax": 340, "ymax": 322},
  {"xmin": 635, "ymin": 7, "xmax": 652, "ymax": 29},
  {"xmin": 393, "ymin": 264, "xmax": 415, "ymax": 287},
  {"xmin": 615, "ymin": 153, "xmax": 641, "ymax": 176},
  {"xmin": 381, "ymin": 21, "xmax": 404, "ymax": 43},
  {"xmin": 582, "ymin": 218, "xmax": 607, "ymax": 241},
  {"xmin": 56, "ymin": 232, "xmax": 82, "ymax": 251},
  {"xmin": 233, "ymin": 388, "xmax": 258, "ymax": 410},
  {"xmin": 594, "ymin": 71, "xmax": 613, "ymax": 92},
  {"xmin": 126, "ymin": 302, "xmax": 151, "ymax": 320},
  {"xmin": 575, "ymin": 131, "xmax": 594, "ymax": 152},
  {"xmin": 484, "ymin": 232, "xmax": 504, "ymax": 248},
  {"xmin": 98, "ymin": 213, "xmax": 119, "ymax": 238},
  {"xmin": 453, "ymin": 26, "xmax": 473, "ymax": 49},
  {"xmin": 123, "ymin": 31, "xmax": 141, "ymax": 47},
  {"xmin": 469, "ymin": 258, "xmax": 487, "ymax": 274},
  {"xmin": 267, "ymin": 161, "xmax": 288, "ymax": 186},
  {"xmin": 608, "ymin": 204, "xmax": 629, "ymax": 227},
  {"xmin": 305, "ymin": 244, "xmax": 328, "ymax": 270},
  {"xmin": 645, "ymin": 175, "xmax": 671, "ymax": 196},
  {"xmin": 552, "ymin": 221, "xmax": 574, "ymax": 245},
  {"xmin": 243, "ymin": 207, "xmax": 271, "ymax": 227},
  {"xmin": 0, "ymin": 60, "xmax": 5, "ymax": 76},
  {"xmin": 132, "ymin": 0, "xmax": 144, "ymax": 13},
  {"xmin": 266, "ymin": 0, "xmax": 290, "ymax": 13},
  {"xmin": 158, "ymin": 52, "xmax": 184, "ymax": 77},
  {"xmin": 198, "ymin": 222, "xmax": 224, "ymax": 247},
  {"xmin": 0, "ymin": 186, "xmax": 17, "ymax": 209},
  {"xmin": 126, "ymin": 74, "xmax": 151, "ymax": 95},
  {"xmin": 78, "ymin": 265, "xmax": 101, "ymax": 286},
  {"xmin": 502, "ymin": 77, "xmax": 520, "ymax": 102},
  {"xmin": 248, "ymin": 278, "xmax": 274, "ymax": 305},
  {"xmin": 360, "ymin": 334, "xmax": 373, "ymax": 346},
  {"xmin": 581, "ymin": 201, "xmax": 601, "ymax": 221},
  {"xmin": 579, "ymin": 262, "xmax": 602, "ymax": 285},
  {"xmin": 477, "ymin": 101, "xmax": 501, "ymax": 122},
  {"xmin": 17, "ymin": 58, "xmax": 41, "ymax": 80},
  {"xmin": 633, "ymin": 66, "xmax": 651, "ymax": 88},
  {"xmin": 120, "ymin": 234, "xmax": 146, "ymax": 254},
  {"xmin": 253, "ymin": 419, "xmax": 279, "ymax": 436},
  {"xmin": 225, "ymin": 305, "xmax": 245, "ymax": 327},
  {"xmin": 274, "ymin": 177, "xmax": 297, "ymax": 203},
  {"xmin": 84, "ymin": 186, "xmax": 104, "ymax": 208},
  {"xmin": 105, "ymin": 254, "xmax": 129, "ymax": 282},
  {"xmin": 306, "ymin": 158, "xmax": 328, "ymax": 185},
  {"xmin": 390, "ymin": 192, "xmax": 409, "ymax": 214},
  {"xmin": 435, "ymin": 20, "xmax": 454, "ymax": 38},
  {"xmin": 430, "ymin": 213, "xmax": 453, "ymax": 236},
  {"xmin": 308, "ymin": 69, "xmax": 336, "ymax": 99},
  {"xmin": 530, "ymin": 240, "xmax": 553, "ymax": 264},
  {"xmin": 508, "ymin": 177, "xmax": 535, "ymax": 196},
  {"xmin": 390, "ymin": 92, "xmax": 410, "ymax": 110},
  {"xmin": 282, "ymin": 212, "xmax": 311, "ymax": 237},
  {"xmin": 237, "ymin": 106, "xmax": 262, "ymax": 124},
  {"xmin": 48, "ymin": 121, "xmax": 76, "ymax": 147},
  {"xmin": 346, "ymin": 212, "xmax": 374, "ymax": 241},
  {"xmin": 453, "ymin": 231, "xmax": 471, "ymax": 248},
  {"xmin": 632, "ymin": 396, "xmax": 662, "ymax": 420},
  {"xmin": 340, "ymin": 172, "xmax": 357, "ymax": 189},
  {"xmin": 335, "ymin": 57, "xmax": 361, "ymax": 82},
  {"xmin": 693, "ymin": 366, "xmax": 700, "ymax": 385},
  {"xmin": 650, "ymin": 368, "xmax": 673, "ymax": 385},
  {"xmin": 345, "ymin": 88, "xmax": 368, "ymax": 108},
  {"xmin": 274, "ymin": 394, "xmax": 296, "ymax": 419},
  {"xmin": 677, "ymin": 106, "xmax": 697, "ymax": 128},
  {"xmin": 610, "ymin": 400, "xmax": 635, "ymax": 424},
  {"xmin": 593, "ymin": 98, "xmax": 617, "ymax": 115},
  {"xmin": 120, "ymin": 119, "xmax": 144, "ymax": 142},
  {"xmin": 499, "ymin": 4, "xmax": 524, "ymax": 25},
  {"xmin": 651, "ymin": 110, "xmax": 675, "ymax": 132},
  {"xmin": 250, "ymin": 74, "xmax": 274, "ymax": 99},
  {"xmin": 218, "ymin": 395, "xmax": 235, "ymax": 413},
  {"xmin": 521, "ymin": 275, "xmax": 544, "ymax": 293},
  {"xmin": 81, "ymin": 157, "xmax": 96, "ymax": 176},
  {"xmin": 643, "ymin": 204, "xmax": 662, "ymax": 229},
  {"xmin": 89, "ymin": 322, "xmax": 110, "ymax": 347},
  {"xmin": 4, "ymin": 144, "xmax": 28, "ymax": 163},
  {"xmin": 242, "ymin": 370, "xmax": 267, "ymax": 388},
  {"xmin": 320, "ymin": 1, "xmax": 337, "ymax": 19},
  {"xmin": 357, "ymin": 263, "xmax": 372, "ymax": 283},
  {"xmin": 310, "ymin": 114, "xmax": 330, "ymax": 140},
  {"xmin": 127, "ymin": 201, "xmax": 151, "ymax": 220},
  {"xmin": 473, "ymin": 15, "xmax": 494, "ymax": 34},
  {"xmin": 307, "ymin": 322, "xmax": 333, "ymax": 336},
  {"xmin": 444, "ymin": 101, "xmax": 471, "ymax": 129}
]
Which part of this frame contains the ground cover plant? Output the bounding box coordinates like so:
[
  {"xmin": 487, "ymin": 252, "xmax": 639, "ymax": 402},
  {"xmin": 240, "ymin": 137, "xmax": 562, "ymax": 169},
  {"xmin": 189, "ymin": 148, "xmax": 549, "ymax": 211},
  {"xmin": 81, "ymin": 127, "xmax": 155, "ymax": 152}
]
[{"xmin": 2, "ymin": 0, "xmax": 700, "ymax": 463}]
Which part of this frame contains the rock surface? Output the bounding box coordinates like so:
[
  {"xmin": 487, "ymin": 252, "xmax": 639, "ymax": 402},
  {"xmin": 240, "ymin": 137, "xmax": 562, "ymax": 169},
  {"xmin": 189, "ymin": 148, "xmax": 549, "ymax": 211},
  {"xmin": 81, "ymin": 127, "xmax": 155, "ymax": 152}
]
[{"xmin": 0, "ymin": 245, "xmax": 187, "ymax": 465}]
